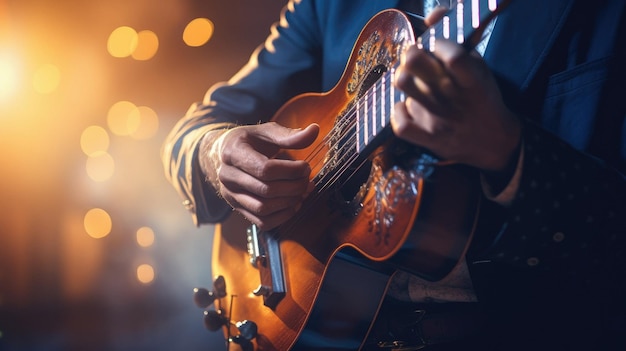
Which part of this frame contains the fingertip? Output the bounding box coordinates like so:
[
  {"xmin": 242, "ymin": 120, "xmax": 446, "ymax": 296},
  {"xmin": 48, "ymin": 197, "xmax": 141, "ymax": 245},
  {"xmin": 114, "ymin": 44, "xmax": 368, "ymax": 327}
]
[
  {"xmin": 303, "ymin": 122, "xmax": 320, "ymax": 136},
  {"xmin": 424, "ymin": 6, "xmax": 449, "ymax": 27}
]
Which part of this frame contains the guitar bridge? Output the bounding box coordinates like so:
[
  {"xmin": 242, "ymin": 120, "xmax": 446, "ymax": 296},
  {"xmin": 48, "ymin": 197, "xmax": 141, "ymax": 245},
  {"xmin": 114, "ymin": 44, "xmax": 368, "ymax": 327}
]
[{"xmin": 246, "ymin": 224, "xmax": 286, "ymax": 309}]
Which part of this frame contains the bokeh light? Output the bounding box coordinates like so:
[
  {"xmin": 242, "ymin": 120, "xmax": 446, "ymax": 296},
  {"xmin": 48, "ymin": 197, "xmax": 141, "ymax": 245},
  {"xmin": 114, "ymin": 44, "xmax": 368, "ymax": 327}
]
[
  {"xmin": 83, "ymin": 208, "xmax": 112, "ymax": 239},
  {"xmin": 2, "ymin": 1, "xmax": 285, "ymax": 349},
  {"xmin": 33, "ymin": 63, "xmax": 61, "ymax": 94},
  {"xmin": 107, "ymin": 26, "xmax": 138, "ymax": 58},
  {"xmin": 80, "ymin": 125, "xmax": 110, "ymax": 156},
  {"xmin": 136, "ymin": 226, "xmax": 155, "ymax": 248},
  {"xmin": 132, "ymin": 30, "xmax": 159, "ymax": 61},
  {"xmin": 0, "ymin": 50, "xmax": 22, "ymax": 103},
  {"xmin": 136, "ymin": 264, "xmax": 155, "ymax": 284},
  {"xmin": 85, "ymin": 151, "xmax": 115, "ymax": 182},
  {"xmin": 128, "ymin": 105, "xmax": 159, "ymax": 140},
  {"xmin": 183, "ymin": 18, "xmax": 214, "ymax": 47},
  {"xmin": 107, "ymin": 100, "xmax": 138, "ymax": 136}
]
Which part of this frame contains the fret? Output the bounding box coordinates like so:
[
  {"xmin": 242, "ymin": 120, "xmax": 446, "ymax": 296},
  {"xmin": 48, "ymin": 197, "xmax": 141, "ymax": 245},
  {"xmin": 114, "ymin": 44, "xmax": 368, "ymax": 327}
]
[
  {"xmin": 380, "ymin": 75, "xmax": 387, "ymax": 128},
  {"xmin": 372, "ymin": 84, "xmax": 377, "ymax": 138},
  {"xmin": 356, "ymin": 96, "xmax": 361, "ymax": 153},
  {"xmin": 351, "ymin": 0, "xmax": 506, "ymax": 156},
  {"xmin": 363, "ymin": 93, "xmax": 370, "ymax": 145},
  {"xmin": 417, "ymin": 0, "xmax": 502, "ymax": 52},
  {"xmin": 456, "ymin": 2, "xmax": 465, "ymax": 45},
  {"xmin": 472, "ymin": 0, "xmax": 480, "ymax": 29}
]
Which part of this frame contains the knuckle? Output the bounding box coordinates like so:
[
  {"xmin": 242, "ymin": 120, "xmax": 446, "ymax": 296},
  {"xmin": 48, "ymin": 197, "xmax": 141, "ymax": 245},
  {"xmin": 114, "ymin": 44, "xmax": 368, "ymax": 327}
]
[{"xmin": 254, "ymin": 182, "xmax": 271, "ymax": 197}]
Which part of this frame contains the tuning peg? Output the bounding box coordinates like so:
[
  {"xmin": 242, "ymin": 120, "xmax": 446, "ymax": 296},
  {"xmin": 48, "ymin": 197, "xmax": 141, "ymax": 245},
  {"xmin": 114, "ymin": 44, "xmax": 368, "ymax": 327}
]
[
  {"xmin": 213, "ymin": 275, "xmax": 227, "ymax": 298},
  {"xmin": 193, "ymin": 288, "xmax": 217, "ymax": 308},
  {"xmin": 235, "ymin": 320, "xmax": 258, "ymax": 340},
  {"xmin": 193, "ymin": 275, "xmax": 228, "ymax": 308},
  {"xmin": 203, "ymin": 310, "xmax": 228, "ymax": 331},
  {"xmin": 230, "ymin": 335, "xmax": 254, "ymax": 351}
]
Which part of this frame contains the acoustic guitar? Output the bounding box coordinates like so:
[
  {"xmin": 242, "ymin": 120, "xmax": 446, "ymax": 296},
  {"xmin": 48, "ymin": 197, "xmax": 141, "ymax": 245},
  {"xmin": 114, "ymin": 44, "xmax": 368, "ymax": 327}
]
[{"xmin": 199, "ymin": 1, "xmax": 511, "ymax": 350}]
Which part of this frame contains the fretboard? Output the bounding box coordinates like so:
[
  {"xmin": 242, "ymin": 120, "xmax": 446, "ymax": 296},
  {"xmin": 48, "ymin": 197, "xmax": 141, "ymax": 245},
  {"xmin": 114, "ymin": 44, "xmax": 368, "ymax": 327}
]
[{"xmin": 355, "ymin": 0, "xmax": 508, "ymax": 155}]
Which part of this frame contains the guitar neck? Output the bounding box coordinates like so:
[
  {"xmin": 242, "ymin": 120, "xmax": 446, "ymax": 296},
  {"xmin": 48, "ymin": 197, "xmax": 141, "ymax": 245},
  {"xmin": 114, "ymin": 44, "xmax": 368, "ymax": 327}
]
[{"xmin": 354, "ymin": 0, "xmax": 508, "ymax": 155}]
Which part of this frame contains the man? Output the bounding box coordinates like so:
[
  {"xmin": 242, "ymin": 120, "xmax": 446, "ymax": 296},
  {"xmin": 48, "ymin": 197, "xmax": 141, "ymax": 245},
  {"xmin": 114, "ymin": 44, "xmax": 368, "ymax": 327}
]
[{"xmin": 163, "ymin": 0, "xmax": 626, "ymax": 349}]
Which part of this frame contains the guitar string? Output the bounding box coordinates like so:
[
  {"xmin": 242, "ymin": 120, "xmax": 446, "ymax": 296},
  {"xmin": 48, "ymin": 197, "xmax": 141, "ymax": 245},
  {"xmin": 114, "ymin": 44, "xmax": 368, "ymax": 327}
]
[
  {"xmin": 275, "ymin": 71, "xmax": 400, "ymax": 239},
  {"xmin": 278, "ymin": 15, "xmax": 438, "ymax": 238},
  {"xmin": 273, "ymin": 1, "xmax": 495, "ymax": 238},
  {"xmin": 302, "ymin": 0, "xmax": 498, "ymax": 180}
]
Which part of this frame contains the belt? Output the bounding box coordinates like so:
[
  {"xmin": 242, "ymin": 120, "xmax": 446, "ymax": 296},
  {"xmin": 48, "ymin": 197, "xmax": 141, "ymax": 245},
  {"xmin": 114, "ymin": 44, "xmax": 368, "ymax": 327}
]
[{"xmin": 362, "ymin": 299, "xmax": 487, "ymax": 350}]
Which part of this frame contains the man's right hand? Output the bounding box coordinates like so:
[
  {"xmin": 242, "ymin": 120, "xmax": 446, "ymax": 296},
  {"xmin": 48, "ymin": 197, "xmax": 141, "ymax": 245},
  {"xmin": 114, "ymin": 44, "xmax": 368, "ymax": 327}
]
[{"xmin": 200, "ymin": 122, "xmax": 319, "ymax": 230}]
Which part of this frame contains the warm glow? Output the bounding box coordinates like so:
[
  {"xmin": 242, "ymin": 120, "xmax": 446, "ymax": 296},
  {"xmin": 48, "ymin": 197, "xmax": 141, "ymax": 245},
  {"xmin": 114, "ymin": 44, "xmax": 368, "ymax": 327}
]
[
  {"xmin": 108, "ymin": 26, "xmax": 138, "ymax": 58},
  {"xmin": 128, "ymin": 105, "xmax": 159, "ymax": 140},
  {"xmin": 84, "ymin": 208, "xmax": 112, "ymax": 239},
  {"xmin": 0, "ymin": 50, "xmax": 21, "ymax": 103},
  {"xmin": 86, "ymin": 151, "xmax": 115, "ymax": 182},
  {"xmin": 132, "ymin": 30, "xmax": 159, "ymax": 61},
  {"xmin": 80, "ymin": 125, "xmax": 110, "ymax": 156},
  {"xmin": 183, "ymin": 18, "xmax": 214, "ymax": 47},
  {"xmin": 33, "ymin": 63, "xmax": 61, "ymax": 94},
  {"xmin": 137, "ymin": 264, "xmax": 155, "ymax": 284},
  {"xmin": 136, "ymin": 226, "xmax": 155, "ymax": 247},
  {"xmin": 107, "ymin": 100, "xmax": 138, "ymax": 136}
]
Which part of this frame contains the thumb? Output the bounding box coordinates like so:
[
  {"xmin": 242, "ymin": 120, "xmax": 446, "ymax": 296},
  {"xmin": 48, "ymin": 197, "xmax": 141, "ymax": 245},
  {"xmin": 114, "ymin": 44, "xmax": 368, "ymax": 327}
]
[{"xmin": 257, "ymin": 122, "xmax": 320, "ymax": 150}]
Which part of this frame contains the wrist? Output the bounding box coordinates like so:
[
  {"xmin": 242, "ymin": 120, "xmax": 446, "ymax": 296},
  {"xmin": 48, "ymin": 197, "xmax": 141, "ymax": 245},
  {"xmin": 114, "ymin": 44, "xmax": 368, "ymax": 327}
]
[
  {"xmin": 482, "ymin": 135, "xmax": 522, "ymax": 196},
  {"xmin": 199, "ymin": 128, "xmax": 231, "ymax": 192}
]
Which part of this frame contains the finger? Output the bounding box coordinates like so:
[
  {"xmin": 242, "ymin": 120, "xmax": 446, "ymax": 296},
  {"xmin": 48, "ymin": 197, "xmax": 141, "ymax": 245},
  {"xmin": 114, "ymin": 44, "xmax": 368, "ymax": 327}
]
[
  {"xmin": 399, "ymin": 45, "xmax": 462, "ymax": 108},
  {"xmin": 391, "ymin": 100, "xmax": 438, "ymax": 148},
  {"xmin": 230, "ymin": 190, "xmax": 304, "ymax": 217},
  {"xmin": 402, "ymin": 46, "xmax": 446, "ymax": 85},
  {"xmin": 222, "ymin": 138, "xmax": 312, "ymax": 181},
  {"xmin": 255, "ymin": 122, "xmax": 320, "ymax": 150},
  {"xmin": 235, "ymin": 156, "xmax": 311, "ymax": 181},
  {"xmin": 431, "ymin": 40, "xmax": 484, "ymax": 90},
  {"xmin": 219, "ymin": 163, "xmax": 311, "ymax": 197},
  {"xmin": 424, "ymin": 6, "xmax": 449, "ymax": 27},
  {"xmin": 395, "ymin": 60, "xmax": 450, "ymax": 115},
  {"xmin": 230, "ymin": 195, "xmax": 303, "ymax": 230}
]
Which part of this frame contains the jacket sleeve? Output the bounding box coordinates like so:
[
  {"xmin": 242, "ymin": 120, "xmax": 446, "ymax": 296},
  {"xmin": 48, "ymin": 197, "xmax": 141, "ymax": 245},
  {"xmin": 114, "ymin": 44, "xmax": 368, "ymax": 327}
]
[{"xmin": 161, "ymin": 0, "xmax": 324, "ymax": 226}]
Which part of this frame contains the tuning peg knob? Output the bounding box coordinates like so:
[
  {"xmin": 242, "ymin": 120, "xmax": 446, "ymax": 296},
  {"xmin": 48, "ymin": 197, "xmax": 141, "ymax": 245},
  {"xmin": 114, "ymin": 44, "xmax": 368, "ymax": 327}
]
[
  {"xmin": 193, "ymin": 288, "xmax": 217, "ymax": 308},
  {"xmin": 213, "ymin": 275, "xmax": 227, "ymax": 298},
  {"xmin": 235, "ymin": 320, "xmax": 258, "ymax": 340},
  {"xmin": 203, "ymin": 310, "xmax": 228, "ymax": 331},
  {"xmin": 230, "ymin": 335, "xmax": 254, "ymax": 351}
]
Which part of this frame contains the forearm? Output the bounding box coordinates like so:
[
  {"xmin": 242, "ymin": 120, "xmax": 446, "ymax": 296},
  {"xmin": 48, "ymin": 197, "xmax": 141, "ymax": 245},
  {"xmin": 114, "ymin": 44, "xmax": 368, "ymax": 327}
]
[{"xmin": 199, "ymin": 128, "xmax": 232, "ymax": 194}]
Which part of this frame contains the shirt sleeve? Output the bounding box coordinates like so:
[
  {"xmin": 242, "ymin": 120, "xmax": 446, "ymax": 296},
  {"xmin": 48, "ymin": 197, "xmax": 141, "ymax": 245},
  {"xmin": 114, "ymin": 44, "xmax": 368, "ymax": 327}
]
[
  {"xmin": 160, "ymin": 0, "xmax": 324, "ymax": 225},
  {"xmin": 481, "ymin": 143, "xmax": 525, "ymax": 207}
]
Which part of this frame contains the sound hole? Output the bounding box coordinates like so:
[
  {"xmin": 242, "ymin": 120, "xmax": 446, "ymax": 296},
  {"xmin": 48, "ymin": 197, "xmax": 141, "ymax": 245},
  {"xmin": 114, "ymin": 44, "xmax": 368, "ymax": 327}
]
[{"xmin": 327, "ymin": 63, "xmax": 389, "ymax": 215}]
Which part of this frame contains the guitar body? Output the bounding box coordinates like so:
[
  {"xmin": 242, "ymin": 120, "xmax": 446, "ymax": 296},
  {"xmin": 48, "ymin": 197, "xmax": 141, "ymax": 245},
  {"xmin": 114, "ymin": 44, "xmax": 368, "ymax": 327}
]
[{"xmin": 210, "ymin": 6, "xmax": 499, "ymax": 350}]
